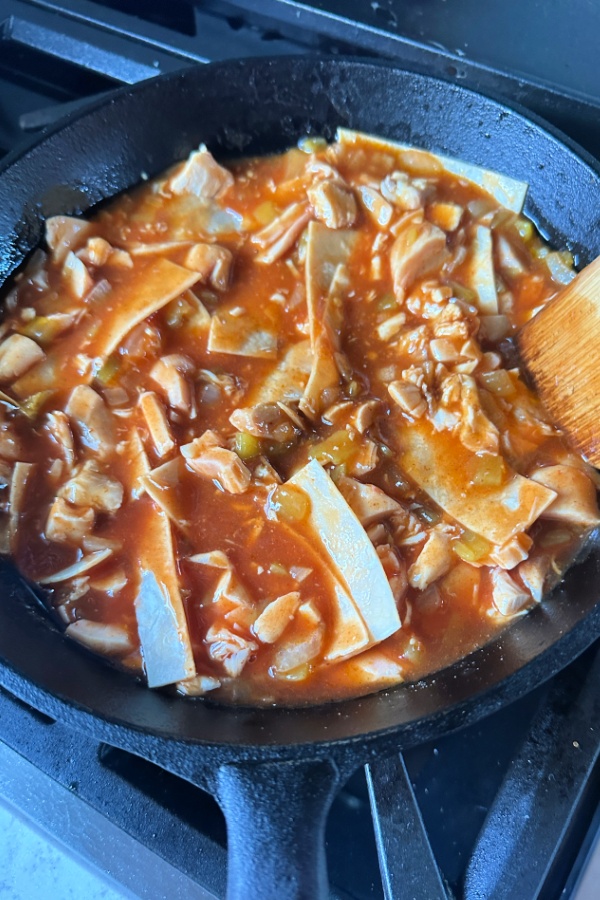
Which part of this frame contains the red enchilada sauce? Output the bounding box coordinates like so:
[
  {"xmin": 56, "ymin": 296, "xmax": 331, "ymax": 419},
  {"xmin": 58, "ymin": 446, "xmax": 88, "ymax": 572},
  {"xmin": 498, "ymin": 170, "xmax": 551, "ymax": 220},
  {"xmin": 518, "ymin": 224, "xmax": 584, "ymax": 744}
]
[{"xmin": 0, "ymin": 130, "xmax": 598, "ymax": 705}]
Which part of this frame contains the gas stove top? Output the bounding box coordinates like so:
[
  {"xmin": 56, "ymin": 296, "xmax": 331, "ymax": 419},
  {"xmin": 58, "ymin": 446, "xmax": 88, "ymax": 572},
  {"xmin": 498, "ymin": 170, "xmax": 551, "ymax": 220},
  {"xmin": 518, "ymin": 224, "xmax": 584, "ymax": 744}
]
[{"xmin": 0, "ymin": 3, "xmax": 599, "ymax": 898}]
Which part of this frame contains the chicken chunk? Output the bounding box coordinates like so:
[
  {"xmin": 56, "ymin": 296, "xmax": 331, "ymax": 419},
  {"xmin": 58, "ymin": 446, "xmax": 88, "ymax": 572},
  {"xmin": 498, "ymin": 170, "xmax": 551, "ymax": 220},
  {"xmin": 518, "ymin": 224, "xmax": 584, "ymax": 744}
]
[
  {"xmin": 58, "ymin": 460, "xmax": 123, "ymax": 513},
  {"xmin": 181, "ymin": 434, "xmax": 251, "ymax": 494},
  {"xmin": 44, "ymin": 411, "xmax": 75, "ymax": 466},
  {"xmin": 337, "ymin": 476, "xmax": 401, "ymax": 526},
  {"xmin": 381, "ymin": 171, "xmax": 428, "ymax": 210},
  {"xmin": 45, "ymin": 216, "xmax": 94, "ymax": 265},
  {"xmin": 229, "ymin": 403, "xmax": 297, "ymax": 443},
  {"xmin": 45, "ymin": 497, "xmax": 94, "ymax": 544},
  {"xmin": 389, "ymin": 380, "xmax": 427, "ymax": 419},
  {"xmin": 65, "ymin": 385, "xmax": 115, "ymax": 458},
  {"xmin": 390, "ymin": 220, "xmax": 448, "ymax": 300},
  {"xmin": 490, "ymin": 568, "xmax": 531, "ymax": 616},
  {"xmin": 150, "ymin": 354, "xmax": 194, "ymax": 416},
  {"xmin": 252, "ymin": 201, "xmax": 312, "ymax": 265},
  {"xmin": 0, "ymin": 334, "xmax": 45, "ymax": 383},
  {"xmin": 62, "ymin": 251, "xmax": 93, "ymax": 300},
  {"xmin": 206, "ymin": 625, "xmax": 257, "ymax": 677},
  {"xmin": 253, "ymin": 592, "xmax": 301, "ymax": 644},
  {"xmin": 357, "ymin": 187, "xmax": 393, "ymax": 228},
  {"xmin": 168, "ymin": 146, "xmax": 234, "ymax": 199},
  {"xmin": 408, "ymin": 529, "xmax": 454, "ymax": 590},
  {"xmin": 308, "ymin": 179, "xmax": 357, "ymax": 229},
  {"xmin": 183, "ymin": 243, "xmax": 233, "ymax": 291},
  {"xmin": 138, "ymin": 392, "xmax": 175, "ymax": 459}
]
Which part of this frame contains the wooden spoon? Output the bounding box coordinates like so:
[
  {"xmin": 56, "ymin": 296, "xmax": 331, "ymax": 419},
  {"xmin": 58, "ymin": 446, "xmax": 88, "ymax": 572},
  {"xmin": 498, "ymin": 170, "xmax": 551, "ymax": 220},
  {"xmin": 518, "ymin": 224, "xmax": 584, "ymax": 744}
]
[{"xmin": 517, "ymin": 255, "xmax": 600, "ymax": 466}]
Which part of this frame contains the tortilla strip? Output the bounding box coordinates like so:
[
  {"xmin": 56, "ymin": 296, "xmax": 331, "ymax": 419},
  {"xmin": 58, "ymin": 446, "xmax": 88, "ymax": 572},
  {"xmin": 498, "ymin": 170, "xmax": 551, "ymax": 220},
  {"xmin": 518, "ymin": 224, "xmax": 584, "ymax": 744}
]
[
  {"xmin": 398, "ymin": 420, "xmax": 557, "ymax": 547},
  {"xmin": 127, "ymin": 431, "xmax": 196, "ymax": 687},
  {"xmin": 207, "ymin": 313, "xmax": 277, "ymax": 358},
  {"xmin": 13, "ymin": 259, "xmax": 200, "ymax": 397},
  {"xmin": 300, "ymin": 223, "xmax": 356, "ymax": 418},
  {"xmin": 468, "ymin": 225, "xmax": 498, "ymax": 314},
  {"xmin": 289, "ymin": 459, "xmax": 401, "ymax": 642},
  {"xmin": 251, "ymin": 339, "xmax": 312, "ymax": 406},
  {"xmin": 336, "ymin": 128, "xmax": 528, "ymax": 213}
]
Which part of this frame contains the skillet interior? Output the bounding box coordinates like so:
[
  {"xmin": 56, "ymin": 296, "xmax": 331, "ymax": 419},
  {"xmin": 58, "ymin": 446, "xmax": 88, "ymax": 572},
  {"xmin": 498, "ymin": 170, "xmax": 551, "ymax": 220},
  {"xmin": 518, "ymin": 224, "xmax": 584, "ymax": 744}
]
[{"xmin": 1, "ymin": 57, "xmax": 600, "ymax": 762}]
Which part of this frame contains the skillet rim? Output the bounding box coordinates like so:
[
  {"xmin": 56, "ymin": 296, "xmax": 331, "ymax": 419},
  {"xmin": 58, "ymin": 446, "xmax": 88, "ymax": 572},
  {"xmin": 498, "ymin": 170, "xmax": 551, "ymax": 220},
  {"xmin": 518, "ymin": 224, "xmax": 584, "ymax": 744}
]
[{"xmin": 0, "ymin": 55, "xmax": 599, "ymax": 761}]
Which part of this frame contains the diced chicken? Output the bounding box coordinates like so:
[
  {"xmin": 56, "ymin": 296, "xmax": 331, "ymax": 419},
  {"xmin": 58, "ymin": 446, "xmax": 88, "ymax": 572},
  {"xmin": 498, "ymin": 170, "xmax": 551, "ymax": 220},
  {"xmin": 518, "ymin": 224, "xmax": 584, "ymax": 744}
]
[
  {"xmin": 389, "ymin": 380, "xmax": 427, "ymax": 419},
  {"xmin": 76, "ymin": 236, "xmax": 112, "ymax": 267},
  {"xmin": 45, "ymin": 497, "xmax": 94, "ymax": 544},
  {"xmin": 529, "ymin": 465, "xmax": 600, "ymax": 528},
  {"xmin": 252, "ymin": 201, "xmax": 312, "ymax": 265},
  {"xmin": 352, "ymin": 400, "xmax": 381, "ymax": 434},
  {"xmin": 490, "ymin": 568, "xmax": 531, "ymax": 617},
  {"xmin": 308, "ymin": 179, "xmax": 357, "ymax": 229},
  {"xmin": 357, "ymin": 186, "xmax": 393, "ymax": 228},
  {"xmin": 229, "ymin": 403, "xmax": 297, "ymax": 443},
  {"xmin": 428, "ymin": 201, "xmax": 463, "ymax": 232},
  {"xmin": 390, "ymin": 220, "xmax": 448, "ymax": 300},
  {"xmin": 167, "ymin": 146, "xmax": 234, "ymax": 199},
  {"xmin": 253, "ymin": 592, "xmax": 301, "ymax": 643},
  {"xmin": 58, "ymin": 460, "xmax": 123, "ymax": 513},
  {"xmin": 181, "ymin": 433, "xmax": 251, "ymax": 494},
  {"xmin": 253, "ymin": 458, "xmax": 282, "ymax": 486},
  {"xmin": 458, "ymin": 375, "xmax": 500, "ymax": 455},
  {"xmin": 346, "ymin": 440, "xmax": 379, "ymax": 477},
  {"xmin": 150, "ymin": 354, "xmax": 194, "ymax": 415},
  {"xmin": 273, "ymin": 601, "xmax": 325, "ymax": 674},
  {"xmin": 433, "ymin": 302, "xmax": 476, "ymax": 341},
  {"xmin": 44, "ymin": 411, "xmax": 75, "ymax": 466},
  {"xmin": 341, "ymin": 650, "xmax": 404, "ymax": 688},
  {"xmin": 490, "ymin": 533, "xmax": 532, "ymax": 569},
  {"xmin": 45, "ymin": 216, "xmax": 94, "ymax": 265},
  {"xmin": 183, "ymin": 243, "xmax": 233, "ymax": 291},
  {"xmin": 381, "ymin": 171, "xmax": 427, "ymax": 210},
  {"xmin": 177, "ymin": 675, "xmax": 221, "ymax": 696},
  {"xmin": 377, "ymin": 311, "xmax": 407, "ymax": 341},
  {"xmin": 337, "ymin": 476, "xmax": 401, "ymax": 526},
  {"xmin": 138, "ymin": 392, "xmax": 175, "ymax": 459},
  {"xmin": 65, "ymin": 385, "xmax": 115, "ymax": 458},
  {"xmin": 0, "ymin": 334, "xmax": 45, "ymax": 383},
  {"xmin": 207, "ymin": 626, "xmax": 257, "ymax": 677},
  {"xmin": 408, "ymin": 529, "xmax": 454, "ymax": 590},
  {"xmin": 62, "ymin": 251, "xmax": 93, "ymax": 300},
  {"xmin": 66, "ymin": 619, "xmax": 134, "ymax": 655},
  {"xmin": 188, "ymin": 549, "xmax": 253, "ymax": 618},
  {"xmin": 430, "ymin": 338, "xmax": 459, "ymax": 363},
  {"xmin": 518, "ymin": 555, "xmax": 550, "ymax": 603}
]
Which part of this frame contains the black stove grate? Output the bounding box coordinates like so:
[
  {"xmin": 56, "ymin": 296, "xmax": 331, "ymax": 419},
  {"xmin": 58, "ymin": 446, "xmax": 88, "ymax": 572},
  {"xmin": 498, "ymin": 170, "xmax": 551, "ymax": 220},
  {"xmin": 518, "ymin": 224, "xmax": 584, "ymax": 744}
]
[{"xmin": 0, "ymin": 2, "xmax": 600, "ymax": 898}]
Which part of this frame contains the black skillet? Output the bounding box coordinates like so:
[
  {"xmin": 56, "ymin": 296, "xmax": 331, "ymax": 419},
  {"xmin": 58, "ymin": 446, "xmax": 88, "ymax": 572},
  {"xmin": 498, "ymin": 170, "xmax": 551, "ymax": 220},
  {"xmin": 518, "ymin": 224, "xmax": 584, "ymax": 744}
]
[{"xmin": 1, "ymin": 57, "xmax": 600, "ymax": 899}]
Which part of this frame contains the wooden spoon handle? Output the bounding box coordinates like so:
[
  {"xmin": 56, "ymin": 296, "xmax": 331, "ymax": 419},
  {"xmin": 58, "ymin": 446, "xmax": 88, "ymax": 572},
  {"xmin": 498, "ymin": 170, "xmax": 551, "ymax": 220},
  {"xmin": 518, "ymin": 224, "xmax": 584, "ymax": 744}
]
[{"xmin": 518, "ymin": 255, "xmax": 600, "ymax": 466}]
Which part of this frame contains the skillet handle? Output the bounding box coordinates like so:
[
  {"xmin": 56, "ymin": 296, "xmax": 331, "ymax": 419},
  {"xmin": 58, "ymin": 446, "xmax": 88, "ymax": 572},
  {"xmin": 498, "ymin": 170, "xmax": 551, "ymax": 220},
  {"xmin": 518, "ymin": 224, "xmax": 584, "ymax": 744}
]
[{"xmin": 215, "ymin": 758, "xmax": 341, "ymax": 900}]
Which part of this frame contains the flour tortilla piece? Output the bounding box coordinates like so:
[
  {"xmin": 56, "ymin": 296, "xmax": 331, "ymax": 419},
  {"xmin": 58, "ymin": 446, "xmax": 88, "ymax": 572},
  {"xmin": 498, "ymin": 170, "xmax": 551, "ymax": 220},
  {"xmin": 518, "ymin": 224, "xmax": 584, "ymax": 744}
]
[
  {"xmin": 289, "ymin": 459, "xmax": 401, "ymax": 642},
  {"xmin": 251, "ymin": 339, "xmax": 313, "ymax": 405},
  {"xmin": 399, "ymin": 420, "xmax": 557, "ymax": 547},
  {"xmin": 127, "ymin": 431, "xmax": 196, "ymax": 687},
  {"xmin": 207, "ymin": 313, "xmax": 277, "ymax": 358},
  {"xmin": 300, "ymin": 223, "xmax": 357, "ymax": 418},
  {"xmin": 467, "ymin": 225, "xmax": 498, "ymax": 314},
  {"xmin": 336, "ymin": 128, "xmax": 528, "ymax": 213},
  {"xmin": 13, "ymin": 258, "xmax": 201, "ymax": 397}
]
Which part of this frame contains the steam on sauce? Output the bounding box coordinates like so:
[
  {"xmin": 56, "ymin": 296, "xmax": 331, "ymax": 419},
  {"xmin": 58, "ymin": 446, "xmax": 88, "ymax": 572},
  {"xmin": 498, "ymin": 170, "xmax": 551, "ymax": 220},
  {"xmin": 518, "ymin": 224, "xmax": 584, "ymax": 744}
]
[{"xmin": 0, "ymin": 130, "xmax": 598, "ymax": 706}]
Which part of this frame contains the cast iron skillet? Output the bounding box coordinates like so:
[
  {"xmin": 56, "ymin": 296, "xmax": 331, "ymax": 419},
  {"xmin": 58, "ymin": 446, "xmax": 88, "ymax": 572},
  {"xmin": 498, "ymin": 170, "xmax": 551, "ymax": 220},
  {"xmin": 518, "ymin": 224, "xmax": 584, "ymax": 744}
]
[{"xmin": 1, "ymin": 57, "xmax": 600, "ymax": 899}]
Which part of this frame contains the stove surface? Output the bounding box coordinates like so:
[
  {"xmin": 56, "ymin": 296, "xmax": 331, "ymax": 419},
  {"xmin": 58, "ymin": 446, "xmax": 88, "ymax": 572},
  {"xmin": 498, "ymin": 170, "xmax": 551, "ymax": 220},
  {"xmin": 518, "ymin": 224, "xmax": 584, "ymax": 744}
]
[{"xmin": 0, "ymin": 2, "xmax": 599, "ymax": 898}]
